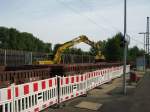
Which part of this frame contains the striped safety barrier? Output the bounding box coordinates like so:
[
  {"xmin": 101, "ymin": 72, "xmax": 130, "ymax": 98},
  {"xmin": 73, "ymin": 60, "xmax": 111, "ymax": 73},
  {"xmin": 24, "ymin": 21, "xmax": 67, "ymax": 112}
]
[
  {"xmin": 59, "ymin": 74, "xmax": 87, "ymax": 103},
  {"xmin": 0, "ymin": 65, "xmax": 130, "ymax": 112},
  {"xmin": 0, "ymin": 77, "xmax": 58, "ymax": 112}
]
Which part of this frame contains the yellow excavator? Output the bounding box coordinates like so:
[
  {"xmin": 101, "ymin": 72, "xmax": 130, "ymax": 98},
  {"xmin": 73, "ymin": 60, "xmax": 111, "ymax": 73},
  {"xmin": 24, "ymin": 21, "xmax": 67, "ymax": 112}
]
[{"xmin": 35, "ymin": 35, "xmax": 105, "ymax": 65}]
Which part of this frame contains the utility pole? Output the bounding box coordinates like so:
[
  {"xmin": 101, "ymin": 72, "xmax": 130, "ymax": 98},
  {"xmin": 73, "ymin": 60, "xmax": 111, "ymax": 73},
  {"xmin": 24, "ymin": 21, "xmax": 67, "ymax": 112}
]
[
  {"xmin": 139, "ymin": 17, "xmax": 150, "ymax": 71},
  {"xmin": 146, "ymin": 17, "xmax": 149, "ymax": 54},
  {"xmin": 139, "ymin": 32, "xmax": 146, "ymax": 72},
  {"xmin": 123, "ymin": 0, "xmax": 127, "ymax": 95},
  {"xmin": 146, "ymin": 17, "xmax": 150, "ymax": 67}
]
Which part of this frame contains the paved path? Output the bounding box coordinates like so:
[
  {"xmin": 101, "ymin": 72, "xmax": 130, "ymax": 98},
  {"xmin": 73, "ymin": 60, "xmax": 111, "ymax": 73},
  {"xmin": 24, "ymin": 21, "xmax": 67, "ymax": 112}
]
[
  {"xmin": 101, "ymin": 72, "xmax": 150, "ymax": 112},
  {"xmin": 42, "ymin": 72, "xmax": 150, "ymax": 112},
  {"xmin": 42, "ymin": 77, "xmax": 124, "ymax": 112}
]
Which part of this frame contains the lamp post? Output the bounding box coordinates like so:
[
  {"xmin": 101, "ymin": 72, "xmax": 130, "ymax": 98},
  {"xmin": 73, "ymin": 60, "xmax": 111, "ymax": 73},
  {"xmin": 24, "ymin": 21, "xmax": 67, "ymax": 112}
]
[{"xmin": 123, "ymin": 0, "xmax": 127, "ymax": 95}]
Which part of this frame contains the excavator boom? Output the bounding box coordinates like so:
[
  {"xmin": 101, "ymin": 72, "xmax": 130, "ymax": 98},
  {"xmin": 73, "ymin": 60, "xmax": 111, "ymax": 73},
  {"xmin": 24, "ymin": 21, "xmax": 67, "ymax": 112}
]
[{"xmin": 35, "ymin": 35, "xmax": 104, "ymax": 64}]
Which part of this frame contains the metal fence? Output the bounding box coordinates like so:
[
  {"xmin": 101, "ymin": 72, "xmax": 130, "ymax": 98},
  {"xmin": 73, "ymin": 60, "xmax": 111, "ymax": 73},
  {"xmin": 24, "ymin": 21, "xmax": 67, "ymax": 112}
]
[
  {"xmin": 0, "ymin": 49, "xmax": 49, "ymax": 66},
  {"xmin": 0, "ymin": 49, "xmax": 95, "ymax": 66},
  {"xmin": 61, "ymin": 54, "xmax": 95, "ymax": 64}
]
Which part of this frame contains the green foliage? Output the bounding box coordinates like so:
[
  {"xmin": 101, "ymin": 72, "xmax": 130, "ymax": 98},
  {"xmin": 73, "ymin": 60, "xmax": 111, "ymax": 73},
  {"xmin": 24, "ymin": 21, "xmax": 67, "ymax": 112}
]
[
  {"xmin": 64, "ymin": 48, "xmax": 83, "ymax": 55},
  {"xmin": 128, "ymin": 46, "xmax": 144, "ymax": 62},
  {"xmin": 104, "ymin": 33, "xmax": 124, "ymax": 61},
  {"xmin": 53, "ymin": 43, "xmax": 62, "ymax": 55},
  {"xmin": 0, "ymin": 26, "xmax": 52, "ymax": 52},
  {"xmin": 0, "ymin": 26, "xmax": 144, "ymax": 62},
  {"xmin": 89, "ymin": 40, "xmax": 106, "ymax": 56},
  {"xmin": 102, "ymin": 32, "xmax": 144, "ymax": 62}
]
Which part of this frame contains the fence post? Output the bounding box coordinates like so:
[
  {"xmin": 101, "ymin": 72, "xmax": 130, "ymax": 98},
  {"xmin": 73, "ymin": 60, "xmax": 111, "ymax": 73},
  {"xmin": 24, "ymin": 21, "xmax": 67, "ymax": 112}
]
[
  {"xmin": 30, "ymin": 52, "xmax": 32, "ymax": 65},
  {"xmin": 82, "ymin": 54, "xmax": 83, "ymax": 63},
  {"xmin": 11, "ymin": 83, "xmax": 15, "ymax": 112},
  {"xmin": 4, "ymin": 50, "xmax": 6, "ymax": 65}
]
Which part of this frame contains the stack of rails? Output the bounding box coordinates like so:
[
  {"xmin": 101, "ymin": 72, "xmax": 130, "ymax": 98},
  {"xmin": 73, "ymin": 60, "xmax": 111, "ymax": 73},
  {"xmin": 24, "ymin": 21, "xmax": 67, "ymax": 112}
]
[
  {"xmin": 63, "ymin": 62, "xmax": 121, "ymax": 75},
  {"xmin": 0, "ymin": 68, "xmax": 51, "ymax": 88},
  {"xmin": 0, "ymin": 62, "xmax": 121, "ymax": 88}
]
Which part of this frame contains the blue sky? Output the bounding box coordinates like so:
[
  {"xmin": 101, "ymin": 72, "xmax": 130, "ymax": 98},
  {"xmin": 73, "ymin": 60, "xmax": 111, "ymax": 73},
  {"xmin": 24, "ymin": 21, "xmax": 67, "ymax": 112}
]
[{"xmin": 0, "ymin": 0, "xmax": 150, "ymax": 50}]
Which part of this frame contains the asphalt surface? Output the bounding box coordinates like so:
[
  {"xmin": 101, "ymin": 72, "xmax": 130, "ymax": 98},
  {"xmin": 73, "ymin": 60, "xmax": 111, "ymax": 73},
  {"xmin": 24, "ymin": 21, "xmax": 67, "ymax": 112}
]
[
  {"xmin": 101, "ymin": 72, "xmax": 150, "ymax": 112},
  {"xmin": 42, "ymin": 72, "xmax": 150, "ymax": 112},
  {"xmin": 42, "ymin": 77, "xmax": 128, "ymax": 112}
]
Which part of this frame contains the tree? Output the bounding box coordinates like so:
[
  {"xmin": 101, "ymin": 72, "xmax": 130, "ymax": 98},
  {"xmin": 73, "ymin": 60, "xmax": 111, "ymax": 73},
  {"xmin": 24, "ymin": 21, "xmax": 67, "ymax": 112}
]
[
  {"xmin": 0, "ymin": 26, "xmax": 52, "ymax": 52},
  {"xmin": 89, "ymin": 40, "xmax": 106, "ymax": 56},
  {"xmin": 64, "ymin": 47, "xmax": 83, "ymax": 55},
  {"xmin": 0, "ymin": 27, "xmax": 9, "ymax": 48},
  {"xmin": 128, "ymin": 46, "xmax": 144, "ymax": 62},
  {"xmin": 104, "ymin": 33, "xmax": 124, "ymax": 61}
]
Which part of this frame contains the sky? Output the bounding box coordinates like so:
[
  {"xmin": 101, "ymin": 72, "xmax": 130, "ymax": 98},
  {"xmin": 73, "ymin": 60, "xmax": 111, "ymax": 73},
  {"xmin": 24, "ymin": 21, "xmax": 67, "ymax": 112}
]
[{"xmin": 0, "ymin": 0, "xmax": 149, "ymax": 51}]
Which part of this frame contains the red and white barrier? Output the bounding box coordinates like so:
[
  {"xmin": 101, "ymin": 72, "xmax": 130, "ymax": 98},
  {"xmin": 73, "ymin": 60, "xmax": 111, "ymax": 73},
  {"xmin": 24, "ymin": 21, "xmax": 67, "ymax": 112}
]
[
  {"xmin": 0, "ymin": 77, "xmax": 58, "ymax": 112},
  {"xmin": 0, "ymin": 65, "xmax": 130, "ymax": 112},
  {"xmin": 59, "ymin": 74, "xmax": 87, "ymax": 103}
]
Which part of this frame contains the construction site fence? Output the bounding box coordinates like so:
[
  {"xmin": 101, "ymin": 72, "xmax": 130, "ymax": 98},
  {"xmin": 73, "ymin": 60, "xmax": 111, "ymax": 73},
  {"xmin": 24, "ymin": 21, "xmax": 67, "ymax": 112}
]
[
  {"xmin": 0, "ymin": 49, "xmax": 95, "ymax": 66},
  {"xmin": 0, "ymin": 65, "xmax": 130, "ymax": 112},
  {"xmin": 61, "ymin": 54, "xmax": 95, "ymax": 64},
  {"xmin": 0, "ymin": 49, "xmax": 49, "ymax": 66}
]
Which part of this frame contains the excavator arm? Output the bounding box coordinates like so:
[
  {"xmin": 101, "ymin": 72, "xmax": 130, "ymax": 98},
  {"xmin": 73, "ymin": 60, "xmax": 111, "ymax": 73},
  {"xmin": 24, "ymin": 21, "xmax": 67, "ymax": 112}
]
[{"xmin": 36, "ymin": 35, "xmax": 104, "ymax": 64}]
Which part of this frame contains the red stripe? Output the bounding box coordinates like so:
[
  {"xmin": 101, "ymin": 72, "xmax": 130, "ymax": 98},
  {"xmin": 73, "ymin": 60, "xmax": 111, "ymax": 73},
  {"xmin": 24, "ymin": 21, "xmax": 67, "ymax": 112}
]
[
  {"xmin": 81, "ymin": 76, "xmax": 83, "ymax": 81},
  {"xmin": 76, "ymin": 76, "xmax": 79, "ymax": 82},
  {"xmin": 49, "ymin": 79, "xmax": 52, "ymax": 87},
  {"xmin": 74, "ymin": 66, "xmax": 76, "ymax": 71},
  {"xmin": 65, "ymin": 96, "xmax": 69, "ymax": 99},
  {"xmin": 89, "ymin": 73, "xmax": 90, "ymax": 78},
  {"xmin": 71, "ymin": 77, "xmax": 74, "ymax": 83},
  {"xmin": 24, "ymin": 85, "xmax": 29, "ymax": 95},
  {"xmin": 34, "ymin": 107, "xmax": 39, "ymax": 112},
  {"xmin": 15, "ymin": 87, "xmax": 19, "ymax": 97},
  {"xmin": 33, "ymin": 83, "xmax": 38, "ymax": 92},
  {"xmin": 61, "ymin": 79, "xmax": 63, "ymax": 85},
  {"xmin": 7, "ymin": 89, "xmax": 11, "ymax": 100},
  {"xmin": 91, "ymin": 73, "xmax": 93, "ymax": 77},
  {"xmin": 85, "ymin": 75, "xmax": 87, "ymax": 80},
  {"xmin": 66, "ymin": 77, "xmax": 69, "ymax": 84},
  {"xmin": 42, "ymin": 81, "xmax": 46, "ymax": 89}
]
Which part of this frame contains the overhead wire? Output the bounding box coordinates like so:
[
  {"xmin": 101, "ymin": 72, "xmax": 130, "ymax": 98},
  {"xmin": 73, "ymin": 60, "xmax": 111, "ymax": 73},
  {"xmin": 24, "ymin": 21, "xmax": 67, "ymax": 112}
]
[
  {"xmin": 56, "ymin": 0, "xmax": 116, "ymax": 33},
  {"xmin": 129, "ymin": 36, "xmax": 144, "ymax": 45},
  {"xmin": 79, "ymin": 0, "xmax": 144, "ymax": 47},
  {"xmin": 79, "ymin": 0, "xmax": 121, "ymax": 32},
  {"xmin": 56, "ymin": 0, "xmax": 144, "ymax": 47},
  {"xmin": 79, "ymin": 0, "xmax": 145, "ymax": 45}
]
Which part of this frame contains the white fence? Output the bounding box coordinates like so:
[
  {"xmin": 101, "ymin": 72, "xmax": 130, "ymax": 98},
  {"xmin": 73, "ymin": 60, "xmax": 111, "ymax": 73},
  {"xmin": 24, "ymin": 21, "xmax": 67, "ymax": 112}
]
[{"xmin": 0, "ymin": 65, "xmax": 130, "ymax": 112}]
